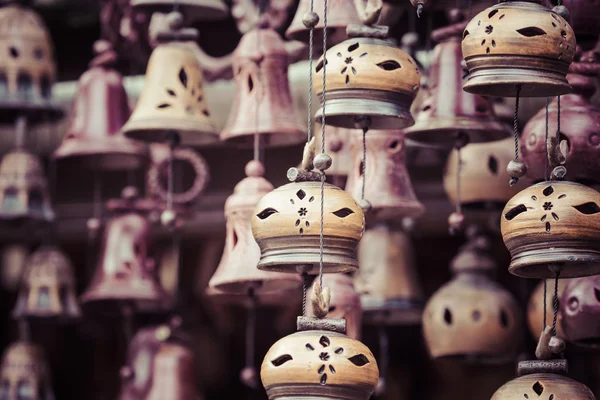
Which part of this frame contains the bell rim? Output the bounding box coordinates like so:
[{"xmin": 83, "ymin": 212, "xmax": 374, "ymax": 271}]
[
  {"xmin": 130, "ymin": 0, "xmax": 229, "ymax": 20},
  {"xmin": 122, "ymin": 119, "xmax": 220, "ymax": 147},
  {"xmin": 404, "ymin": 118, "xmax": 511, "ymax": 148},
  {"xmin": 52, "ymin": 139, "xmax": 149, "ymax": 171},
  {"xmin": 220, "ymin": 128, "xmax": 307, "ymax": 149},
  {"xmin": 509, "ymin": 249, "xmax": 600, "ymax": 278}
]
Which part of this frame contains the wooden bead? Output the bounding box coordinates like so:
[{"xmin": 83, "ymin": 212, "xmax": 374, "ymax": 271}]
[
  {"xmin": 359, "ymin": 199, "xmax": 372, "ymax": 212},
  {"xmin": 161, "ymin": 209, "xmax": 177, "ymax": 229},
  {"xmin": 302, "ymin": 11, "xmax": 319, "ymax": 28},
  {"xmin": 245, "ymin": 160, "xmax": 265, "ymax": 177},
  {"xmin": 313, "ymin": 153, "xmax": 332, "ymax": 171},
  {"xmin": 448, "ymin": 212, "xmax": 464, "ymax": 234},
  {"xmin": 240, "ymin": 366, "xmax": 259, "ymax": 389},
  {"xmin": 548, "ymin": 336, "xmax": 566, "ymax": 354},
  {"xmin": 87, "ymin": 217, "xmax": 101, "ymax": 232}
]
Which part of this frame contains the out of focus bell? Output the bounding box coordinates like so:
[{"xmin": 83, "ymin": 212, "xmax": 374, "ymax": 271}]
[
  {"xmin": 405, "ymin": 12, "xmax": 510, "ymax": 147},
  {"xmin": 462, "ymin": 1, "xmax": 576, "ymax": 97},
  {"xmin": 221, "ymin": 27, "xmax": 305, "ymax": 147},
  {"xmin": 53, "ymin": 41, "xmax": 148, "ymax": 171},
  {"xmin": 345, "ymin": 129, "xmax": 424, "ymax": 220},
  {"xmin": 560, "ymin": 275, "xmax": 600, "ymax": 347},
  {"xmin": 146, "ymin": 343, "xmax": 201, "ymax": 400},
  {"xmin": 527, "ymin": 279, "xmax": 566, "ymax": 341},
  {"xmin": 322, "ymin": 127, "xmax": 353, "ymax": 186},
  {"xmin": 0, "ymin": 244, "xmax": 28, "ymax": 292},
  {"xmin": 209, "ymin": 160, "xmax": 301, "ymax": 295},
  {"xmin": 131, "ymin": 0, "xmax": 229, "ymax": 21},
  {"xmin": 0, "ymin": 341, "xmax": 54, "ymax": 400},
  {"xmin": 12, "ymin": 246, "xmax": 80, "ymax": 320},
  {"xmin": 354, "ymin": 224, "xmax": 424, "ymax": 326}
]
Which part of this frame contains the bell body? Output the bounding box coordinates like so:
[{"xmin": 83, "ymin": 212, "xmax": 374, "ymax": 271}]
[
  {"xmin": 131, "ymin": 0, "xmax": 229, "ymax": 21},
  {"xmin": 462, "ymin": 1, "xmax": 576, "ymax": 97},
  {"xmin": 12, "ymin": 246, "xmax": 80, "ymax": 319},
  {"xmin": 122, "ymin": 42, "xmax": 219, "ymax": 146},
  {"xmin": 501, "ymin": 181, "xmax": 600, "ymax": 278},
  {"xmin": 252, "ymin": 181, "xmax": 365, "ymax": 274},
  {"xmin": 0, "ymin": 341, "xmax": 54, "ymax": 400},
  {"xmin": 146, "ymin": 343, "xmax": 201, "ymax": 400},
  {"xmin": 53, "ymin": 64, "xmax": 148, "ymax": 171},
  {"xmin": 314, "ymin": 38, "xmax": 420, "ymax": 130},
  {"xmin": 560, "ymin": 275, "xmax": 600, "ymax": 347},
  {"xmin": 527, "ymin": 279, "xmax": 566, "ymax": 341},
  {"xmin": 355, "ymin": 224, "xmax": 424, "ymax": 325},
  {"xmin": 346, "ymin": 129, "xmax": 424, "ymax": 220},
  {"xmin": 221, "ymin": 28, "xmax": 305, "ymax": 147},
  {"xmin": 491, "ymin": 372, "xmax": 595, "ymax": 400}
]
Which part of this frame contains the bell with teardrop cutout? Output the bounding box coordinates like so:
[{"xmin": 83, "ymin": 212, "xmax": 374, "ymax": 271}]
[
  {"xmin": 559, "ymin": 275, "xmax": 600, "ymax": 347},
  {"xmin": 53, "ymin": 40, "xmax": 148, "ymax": 171},
  {"xmin": 527, "ymin": 279, "xmax": 566, "ymax": 342},
  {"xmin": 131, "ymin": 0, "xmax": 229, "ymax": 21},
  {"xmin": 221, "ymin": 27, "xmax": 305, "ymax": 147},
  {"xmin": 354, "ymin": 224, "xmax": 424, "ymax": 326},
  {"xmin": 12, "ymin": 246, "xmax": 80, "ymax": 320},
  {"xmin": 345, "ymin": 129, "xmax": 424, "ymax": 220},
  {"xmin": 0, "ymin": 341, "xmax": 54, "ymax": 400}
]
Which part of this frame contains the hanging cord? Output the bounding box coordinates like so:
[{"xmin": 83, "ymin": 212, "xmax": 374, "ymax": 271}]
[
  {"xmin": 240, "ymin": 288, "xmax": 258, "ymax": 389},
  {"xmin": 513, "ymin": 86, "xmax": 521, "ymax": 163},
  {"xmin": 543, "ymin": 279, "xmax": 547, "ymax": 328},
  {"xmin": 302, "ymin": 272, "xmax": 309, "ymax": 316},
  {"xmin": 552, "ymin": 271, "xmax": 560, "ymax": 337},
  {"xmin": 544, "ymin": 97, "xmax": 550, "ymax": 181},
  {"xmin": 318, "ymin": 0, "xmax": 329, "ymax": 289},
  {"xmin": 455, "ymin": 148, "xmax": 462, "ymax": 216},
  {"xmin": 468, "ymin": 0, "xmax": 472, "ymax": 20},
  {"xmin": 361, "ymin": 129, "xmax": 367, "ymax": 201},
  {"xmin": 507, "ymin": 85, "xmax": 526, "ymax": 186},
  {"xmin": 556, "ymin": 95, "xmax": 561, "ymax": 142},
  {"xmin": 375, "ymin": 327, "xmax": 389, "ymax": 396}
]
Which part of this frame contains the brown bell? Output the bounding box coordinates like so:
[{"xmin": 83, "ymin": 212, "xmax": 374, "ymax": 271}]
[
  {"xmin": 0, "ymin": 4, "xmax": 62, "ymax": 123},
  {"xmin": 354, "ymin": 224, "xmax": 424, "ymax": 326},
  {"xmin": 146, "ymin": 343, "xmax": 200, "ymax": 400},
  {"xmin": 0, "ymin": 341, "xmax": 54, "ymax": 400},
  {"xmin": 307, "ymin": 274, "xmax": 362, "ymax": 340},
  {"xmin": 131, "ymin": 0, "xmax": 229, "ymax": 21},
  {"xmin": 0, "ymin": 149, "xmax": 54, "ymax": 223},
  {"xmin": 501, "ymin": 181, "xmax": 600, "ymax": 278},
  {"xmin": 405, "ymin": 14, "xmax": 510, "ymax": 147},
  {"xmin": 12, "ymin": 246, "xmax": 80, "ymax": 320},
  {"xmin": 209, "ymin": 160, "xmax": 301, "ymax": 295},
  {"xmin": 462, "ymin": 1, "xmax": 576, "ymax": 97},
  {"xmin": 345, "ymin": 129, "xmax": 424, "ymax": 220},
  {"xmin": 560, "ymin": 275, "xmax": 600, "ymax": 347},
  {"xmin": 221, "ymin": 27, "xmax": 305, "ymax": 147},
  {"xmin": 527, "ymin": 279, "xmax": 566, "ymax": 342},
  {"xmin": 544, "ymin": 0, "xmax": 600, "ymax": 41}
]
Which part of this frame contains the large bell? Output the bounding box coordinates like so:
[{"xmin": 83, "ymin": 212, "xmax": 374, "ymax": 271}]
[
  {"xmin": 12, "ymin": 246, "xmax": 80, "ymax": 320},
  {"xmin": 53, "ymin": 41, "xmax": 148, "ymax": 171},
  {"xmin": 221, "ymin": 27, "xmax": 305, "ymax": 147},
  {"xmin": 0, "ymin": 341, "xmax": 54, "ymax": 400},
  {"xmin": 131, "ymin": 0, "xmax": 229, "ymax": 21},
  {"xmin": 560, "ymin": 275, "xmax": 600, "ymax": 347},
  {"xmin": 354, "ymin": 224, "xmax": 424, "ymax": 326},
  {"xmin": 405, "ymin": 12, "xmax": 510, "ymax": 147},
  {"xmin": 345, "ymin": 129, "xmax": 424, "ymax": 220},
  {"xmin": 527, "ymin": 279, "xmax": 566, "ymax": 341},
  {"xmin": 208, "ymin": 160, "xmax": 301, "ymax": 295}
]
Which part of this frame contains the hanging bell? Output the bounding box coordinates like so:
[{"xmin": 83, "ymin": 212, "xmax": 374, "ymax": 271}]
[
  {"xmin": 12, "ymin": 246, "xmax": 80, "ymax": 320},
  {"xmin": 0, "ymin": 341, "xmax": 54, "ymax": 400},
  {"xmin": 527, "ymin": 279, "xmax": 566, "ymax": 341},
  {"xmin": 221, "ymin": 27, "xmax": 305, "ymax": 147},
  {"xmin": 345, "ymin": 129, "xmax": 424, "ymax": 220},
  {"xmin": 53, "ymin": 40, "xmax": 148, "ymax": 171},
  {"xmin": 314, "ymin": 38, "xmax": 421, "ymax": 130},
  {"xmin": 423, "ymin": 235, "xmax": 521, "ymax": 362},
  {"xmin": 501, "ymin": 181, "xmax": 600, "ymax": 278},
  {"xmin": 405, "ymin": 11, "xmax": 510, "ymax": 147},
  {"xmin": 0, "ymin": 3, "xmax": 62, "ymax": 124},
  {"xmin": 0, "ymin": 244, "xmax": 28, "ymax": 292},
  {"xmin": 146, "ymin": 342, "xmax": 201, "ymax": 400},
  {"xmin": 122, "ymin": 12, "xmax": 219, "ymax": 147},
  {"xmin": 462, "ymin": 0, "xmax": 576, "ymax": 97},
  {"xmin": 560, "ymin": 275, "xmax": 600, "ymax": 347},
  {"xmin": 131, "ymin": 0, "xmax": 229, "ymax": 21},
  {"xmin": 209, "ymin": 160, "xmax": 302, "ymax": 295},
  {"xmin": 354, "ymin": 224, "xmax": 424, "ymax": 326}
]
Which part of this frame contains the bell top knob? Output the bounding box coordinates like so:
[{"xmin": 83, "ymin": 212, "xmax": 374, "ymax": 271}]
[
  {"xmin": 447, "ymin": 8, "xmax": 464, "ymax": 23},
  {"xmin": 122, "ymin": 186, "xmax": 140, "ymax": 201},
  {"xmin": 245, "ymin": 160, "xmax": 265, "ymax": 177},
  {"xmin": 89, "ymin": 39, "xmax": 118, "ymax": 68}
]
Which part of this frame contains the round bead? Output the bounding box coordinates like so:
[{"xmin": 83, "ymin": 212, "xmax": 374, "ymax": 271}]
[
  {"xmin": 93, "ymin": 40, "xmax": 112, "ymax": 55},
  {"xmin": 448, "ymin": 211, "xmax": 465, "ymax": 234},
  {"xmin": 548, "ymin": 336, "xmax": 566, "ymax": 354},
  {"xmin": 507, "ymin": 160, "xmax": 527, "ymax": 178},
  {"xmin": 551, "ymin": 165, "xmax": 567, "ymax": 180},
  {"xmin": 167, "ymin": 11, "xmax": 184, "ymax": 30},
  {"xmin": 245, "ymin": 160, "xmax": 265, "ymax": 177},
  {"xmin": 122, "ymin": 186, "xmax": 139, "ymax": 200},
  {"xmin": 161, "ymin": 209, "xmax": 177, "ymax": 229},
  {"xmin": 302, "ymin": 11, "xmax": 319, "ymax": 29},
  {"xmin": 402, "ymin": 217, "xmax": 416, "ymax": 232},
  {"xmin": 359, "ymin": 199, "xmax": 372, "ymax": 212},
  {"xmin": 240, "ymin": 366, "xmax": 259, "ymax": 389},
  {"xmin": 552, "ymin": 5, "xmax": 570, "ymax": 22},
  {"xmin": 313, "ymin": 153, "xmax": 333, "ymax": 171},
  {"xmin": 401, "ymin": 32, "xmax": 419, "ymax": 48},
  {"xmin": 447, "ymin": 8, "xmax": 463, "ymax": 23},
  {"xmin": 87, "ymin": 217, "xmax": 101, "ymax": 232}
]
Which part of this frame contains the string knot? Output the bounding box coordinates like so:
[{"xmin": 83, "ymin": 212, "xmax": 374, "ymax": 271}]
[{"xmin": 310, "ymin": 281, "xmax": 331, "ymax": 318}]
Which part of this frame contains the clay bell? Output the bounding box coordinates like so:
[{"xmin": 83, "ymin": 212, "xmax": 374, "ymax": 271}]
[
  {"xmin": 314, "ymin": 38, "xmax": 420, "ymax": 130},
  {"xmin": 354, "ymin": 224, "xmax": 424, "ymax": 326},
  {"xmin": 527, "ymin": 279, "xmax": 566, "ymax": 341},
  {"xmin": 146, "ymin": 343, "xmax": 200, "ymax": 400},
  {"xmin": 122, "ymin": 12, "xmax": 219, "ymax": 146},
  {"xmin": 209, "ymin": 160, "xmax": 302, "ymax": 295},
  {"xmin": 560, "ymin": 275, "xmax": 600, "ymax": 347},
  {"xmin": 221, "ymin": 28, "xmax": 305, "ymax": 147},
  {"xmin": 0, "ymin": 149, "xmax": 54, "ymax": 223},
  {"xmin": 0, "ymin": 4, "xmax": 62, "ymax": 123},
  {"xmin": 323, "ymin": 127, "xmax": 353, "ymax": 184},
  {"xmin": 345, "ymin": 129, "xmax": 424, "ymax": 220},
  {"xmin": 252, "ymin": 181, "xmax": 365, "ymax": 274},
  {"xmin": 12, "ymin": 246, "xmax": 80, "ymax": 320},
  {"xmin": 131, "ymin": 0, "xmax": 229, "ymax": 21},
  {"xmin": 462, "ymin": 1, "xmax": 576, "ymax": 97},
  {"xmin": 405, "ymin": 15, "xmax": 510, "ymax": 147},
  {"xmin": 501, "ymin": 181, "xmax": 600, "ymax": 278},
  {"xmin": 53, "ymin": 41, "xmax": 148, "ymax": 171},
  {"xmin": 0, "ymin": 341, "xmax": 54, "ymax": 400}
]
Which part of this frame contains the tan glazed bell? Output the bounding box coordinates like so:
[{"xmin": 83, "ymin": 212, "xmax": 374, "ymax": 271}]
[
  {"xmin": 0, "ymin": 341, "xmax": 54, "ymax": 400},
  {"xmin": 145, "ymin": 343, "xmax": 201, "ymax": 400}
]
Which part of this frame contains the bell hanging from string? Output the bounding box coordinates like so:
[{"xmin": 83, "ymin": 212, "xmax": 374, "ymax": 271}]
[
  {"xmin": 122, "ymin": 11, "xmax": 219, "ymax": 147},
  {"xmin": 131, "ymin": 0, "xmax": 229, "ymax": 21},
  {"xmin": 345, "ymin": 129, "xmax": 424, "ymax": 221},
  {"xmin": 354, "ymin": 224, "xmax": 424, "ymax": 326},
  {"xmin": 559, "ymin": 275, "xmax": 600, "ymax": 347},
  {"xmin": 221, "ymin": 26, "xmax": 305, "ymax": 147},
  {"xmin": 12, "ymin": 246, "xmax": 80, "ymax": 320},
  {"xmin": 405, "ymin": 9, "xmax": 510, "ymax": 148},
  {"xmin": 527, "ymin": 279, "xmax": 566, "ymax": 342},
  {"xmin": 0, "ymin": 341, "xmax": 54, "ymax": 400},
  {"xmin": 53, "ymin": 40, "xmax": 148, "ymax": 171}
]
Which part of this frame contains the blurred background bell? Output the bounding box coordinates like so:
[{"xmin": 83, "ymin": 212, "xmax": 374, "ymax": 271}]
[
  {"xmin": 0, "ymin": 341, "xmax": 54, "ymax": 400},
  {"xmin": 560, "ymin": 275, "xmax": 600, "ymax": 347},
  {"xmin": 146, "ymin": 342, "xmax": 201, "ymax": 400},
  {"xmin": 131, "ymin": 0, "xmax": 229, "ymax": 22},
  {"xmin": 527, "ymin": 279, "xmax": 567, "ymax": 342},
  {"xmin": 0, "ymin": 244, "xmax": 29, "ymax": 292}
]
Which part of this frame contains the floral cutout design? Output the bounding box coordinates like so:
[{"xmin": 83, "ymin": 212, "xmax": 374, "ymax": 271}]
[
  {"xmin": 156, "ymin": 67, "xmax": 210, "ymax": 118},
  {"xmin": 290, "ymin": 189, "xmax": 314, "ymax": 234},
  {"xmin": 522, "ymin": 380, "xmax": 555, "ymax": 399},
  {"xmin": 504, "ymin": 185, "xmax": 565, "ymax": 232}
]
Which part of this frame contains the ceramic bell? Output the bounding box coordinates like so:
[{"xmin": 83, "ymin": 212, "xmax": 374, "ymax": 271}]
[
  {"xmin": 53, "ymin": 40, "xmax": 148, "ymax": 171},
  {"xmin": 0, "ymin": 244, "xmax": 28, "ymax": 292},
  {"xmin": 544, "ymin": 0, "xmax": 600, "ymax": 41},
  {"xmin": 521, "ymin": 51, "xmax": 600, "ymax": 183},
  {"xmin": 314, "ymin": 38, "xmax": 420, "ymax": 130},
  {"xmin": 209, "ymin": 160, "xmax": 302, "ymax": 295},
  {"xmin": 405, "ymin": 12, "xmax": 510, "ymax": 147},
  {"xmin": 0, "ymin": 341, "xmax": 54, "ymax": 400},
  {"xmin": 560, "ymin": 275, "xmax": 600, "ymax": 347},
  {"xmin": 12, "ymin": 246, "xmax": 80, "ymax": 320},
  {"xmin": 527, "ymin": 279, "xmax": 566, "ymax": 341},
  {"xmin": 444, "ymin": 138, "xmax": 528, "ymax": 211},
  {"xmin": 345, "ymin": 129, "xmax": 424, "ymax": 220},
  {"xmin": 462, "ymin": 0, "xmax": 576, "ymax": 97},
  {"xmin": 501, "ymin": 181, "xmax": 600, "ymax": 278},
  {"xmin": 0, "ymin": 3, "xmax": 62, "ymax": 123},
  {"xmin": 354, "ymin": 224, "xmax": 424, "ymax": 326},
  {"xmin": 122, "ymin": 12, "xmax": 219, "ymax": 146},
  {"xmin": 322, "ymin": 127, "xmax": 353, "ymax": 186},
  {"xmin": 131, "ymin": 0, "xmax": 229, "ymax": 21},
  {"xmin": 146, "ymin": 343, "xmax": 200, "ymax": 400},
  {"xmin": 423, "ymin": 235, "xmax": 521, "ymax": 362}
]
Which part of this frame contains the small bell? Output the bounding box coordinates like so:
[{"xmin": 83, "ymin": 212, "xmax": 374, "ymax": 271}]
[
  {"xmin": 146, "ymin": 343, "xmax": 201, "ymax": 400},
  {"xmin": 131, "ymin": 0, "xmax": 229, "ymax": 21},
  {"xmin": 501, "ymin": 181, "xmax": 600, "ymax": 278},
  {"xmin": 0, "ymin": 244, "xmax": 28, "ymax": 292},
  {"xmin": 560, "ymin": 275, "xmax": 600, "ymax": 347},
  {"xmin": 0, "ymin": 341, "xmax": 54, "ymax": 400},
  {"xmin": 345, "ymin": 129, "xmax": 424, "ymax": 220},
  {"xmin": 12, "ymin": 246, "xmax": 80, "ymax": 320},
  {"xmin": 221, "ymin": 27, "xmax": 305, "ymax": 147},
  {"xmin": 354, "ymin": 224, "xmax": 424, "ymax": 326},
  {"xmin": 462, "ymin": 1, "xmax": 576, "ymax": 97},
  {"xmin": 527, "ymin": 279, "xmax": 566, "ymax": 342}
]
